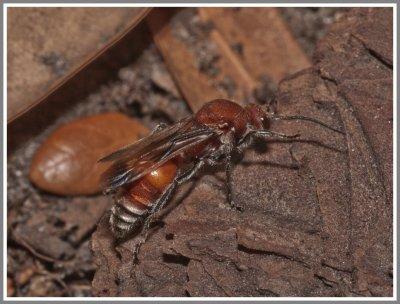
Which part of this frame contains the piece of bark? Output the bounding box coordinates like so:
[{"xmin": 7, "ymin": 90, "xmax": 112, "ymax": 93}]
[
  {"xmin": 198, "ymin": 8, "xmax": 311, "ymax": 83},
  {"xmin": 147, "ymin": 8, "xmax": 259, "ymax": 111},
  {"xmin": 58, "ymin": 197, "xmax": 110, "ymax": 245},
  {"xmin": 313, "ymin": 7, "xmax": 393, "ymax": 296},
  {"xmin": 29, "ymin": 112, "xmax": 148, "ymax": 196},
  {"xmin": 7, "ymin": 7, "xmax": 150, "ymax": 122},
  {"xmin": 148, "ymin": 8, "xmax": 310, "ymax": 112},
  {"xmin": 55, "ymin": 240, "xmax": 97, "ymax": 283},
  {"xmin": 185, "ymin": 260, "xmax": 227, "ymax": 296},
  {"xmin": 13, "ymin": 224, "xmax": 75, "ymax": 261},
  {"xmin": 90, "ymin": 213, "xmax": 122, "ymax": 296},
  {"xmin": 150, "ymin": 68, "xmax": 181, "ymax": 98},
  {"xmin": 276, "ymin": 70, "xmax": 352, "ymax": 273},
  {"xmin": 147, "ymin": 8, "xmax": 228, "ymax": 111},
  {"xmin": 91, "ymin": 8, "xmax": 392, "ymax": 297}
]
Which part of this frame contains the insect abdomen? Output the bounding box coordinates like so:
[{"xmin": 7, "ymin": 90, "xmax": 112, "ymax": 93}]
[{"xmin": 110, "ymin": 160, "xmax": 178, "ymax": 238}]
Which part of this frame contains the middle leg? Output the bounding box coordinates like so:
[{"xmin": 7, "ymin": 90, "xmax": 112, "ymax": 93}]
[{"xmin": 252, "ymin": 130, "xmax": 300, "ymax": 140}]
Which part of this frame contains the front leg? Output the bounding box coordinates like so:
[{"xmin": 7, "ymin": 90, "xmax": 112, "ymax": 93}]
[
  {"xmin": 212, "ymin": 131, "xmax": 243, "ymax": 211},
  {"xmin": 238, "ymin": 128, "xmax": 299, "ymax": 148},
  {"xmin": 251, "ymin": 129, "xmax": 300, "ymax": 141}
]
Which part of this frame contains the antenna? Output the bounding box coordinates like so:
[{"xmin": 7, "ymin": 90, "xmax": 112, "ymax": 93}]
[{"xmin": 266, "ymin": 113, "xmax": 345, "ymax": 135}]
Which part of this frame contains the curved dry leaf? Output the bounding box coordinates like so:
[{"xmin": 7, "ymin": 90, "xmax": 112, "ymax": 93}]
[
  {"xmin": 8, "ymin": 8, "xmax": 151, "ymax": 122},
  {"xmin": 29, "ymin": 112, "xmax": 149, "ymax": 196}
]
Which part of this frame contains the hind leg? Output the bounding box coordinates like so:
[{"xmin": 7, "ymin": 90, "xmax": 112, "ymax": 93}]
[
  {"xmin": 131, "ymin": 160, "xmax": 206, "ymax": 263},
  {"xmin": 131, "ymin": 181, "xmax": 177, "ymax": 263}
]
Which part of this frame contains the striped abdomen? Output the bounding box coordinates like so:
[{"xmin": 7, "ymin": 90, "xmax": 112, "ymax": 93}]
[{"xmin": 110, "ymin": 160, "xmax": 178, "ymax": 238}]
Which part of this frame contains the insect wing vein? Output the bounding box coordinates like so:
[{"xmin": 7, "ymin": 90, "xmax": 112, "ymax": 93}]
[{"xmin": 101, "ymin": 118, "xmax": 215, "ymax": 192}]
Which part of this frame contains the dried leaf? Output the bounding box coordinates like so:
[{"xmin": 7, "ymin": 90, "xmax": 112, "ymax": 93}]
[
  {"xmin": 8, "ymin": 8, "xmax": 150, "ymax": 122},
  {"xmin": 29, "ymin": 112, "xmax": 149, "ymax": 195}
]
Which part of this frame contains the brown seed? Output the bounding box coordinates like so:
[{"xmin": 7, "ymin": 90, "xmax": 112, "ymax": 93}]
[{"xmin": 29, "ymin": 112, "xmax": 149, "ymax": 196}]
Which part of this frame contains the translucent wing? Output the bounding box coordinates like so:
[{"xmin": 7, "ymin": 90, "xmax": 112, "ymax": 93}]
[
  {"xmin": 99, "ymin": 117, "xmax": 217, "ymax": 193},
  {"xmin": 99, "ymin": 117, "xmax": 192, "ymax": 163}
]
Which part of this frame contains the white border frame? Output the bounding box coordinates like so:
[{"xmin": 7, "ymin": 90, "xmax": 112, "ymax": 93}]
[{"xmin": 3, "ymin": 2, "xmax": 397, "ymax": 302}]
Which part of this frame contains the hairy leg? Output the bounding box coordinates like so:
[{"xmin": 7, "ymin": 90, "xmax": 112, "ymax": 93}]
[
  {"xmin": 251, "ymin": 129, "xmax": 300, "ymax": 140},
  {"xmin": 237, "ymin": 129, "xmax": 299, "ymax": 155}
]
